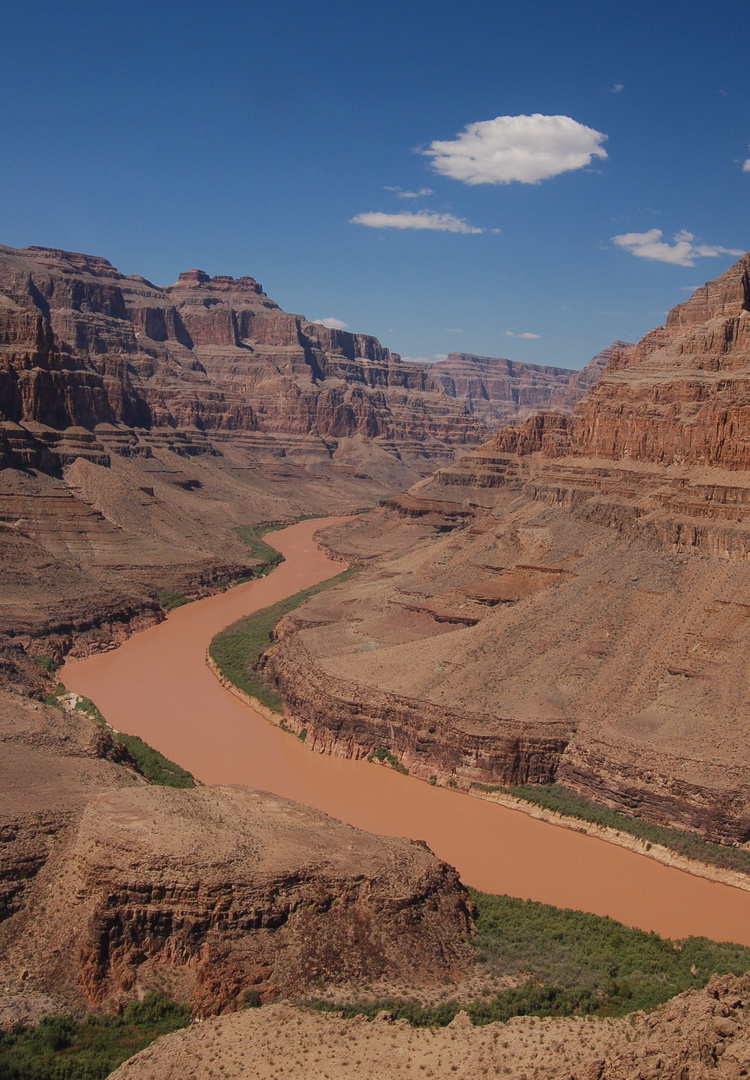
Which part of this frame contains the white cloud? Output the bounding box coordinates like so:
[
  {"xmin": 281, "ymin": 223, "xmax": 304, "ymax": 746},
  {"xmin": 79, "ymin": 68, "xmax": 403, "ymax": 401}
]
[
  {"xmin": 314, "ymin": 316, "xmax": 349, "ymax": 330},
  {"xmin": 610, "ymin": 83, "xmax": 624, "ymax": 93},
  {"xmin": 383, "ymin": 185, "xmax": 401, "ymax": 191},
  {"xmin": 612, "ymin": 228, "xmax": 744, "ymax": 267},
  {"xmin": 743, "ymin": 159, "xmax": 750, "ymax": 172},
  {"xmin": 445, "ymin": 328, "xmax": 463, "ymax": 333},
  {"xmin": 350, "ymin": 210, "xmax": 483, "ymax": 234},
  {"xmin": 397, "ymin": 187, "xmax": 434, "ymax": 198},
  {"xmin": 422, "ymin": 113, "xmax": 608, "ymax": 185},
  {"xmin": 505, "ymin": 331, "xmax": 541, "ymax": 339}
]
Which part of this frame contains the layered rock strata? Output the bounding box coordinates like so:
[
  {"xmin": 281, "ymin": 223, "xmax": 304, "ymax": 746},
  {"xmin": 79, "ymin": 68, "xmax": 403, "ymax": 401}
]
[
  {"xmin": 262, "ymin": 253, "xmax": 750, "ymax": 844},
  {"xmin": 426, "ymin": 342, "xmax": 625, "ymax": 426},
  {"xmin": 0, "ymin": 692, "xmax": 473, "ymax": 1024},
  {"xmin": 0, "ymin": 243, "xmax": 607, "ymax": 674}
]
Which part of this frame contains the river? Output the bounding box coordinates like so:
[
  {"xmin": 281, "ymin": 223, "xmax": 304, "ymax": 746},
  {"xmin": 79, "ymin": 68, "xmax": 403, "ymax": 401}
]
[{"xmin": 63, "ymin": 517, "xmax": 750, "ymax": 945}]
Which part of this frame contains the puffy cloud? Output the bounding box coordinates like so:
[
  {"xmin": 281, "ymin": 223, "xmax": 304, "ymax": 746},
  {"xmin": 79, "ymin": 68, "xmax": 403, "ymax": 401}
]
[
  {"xmin": 350, "ymin": 210, "xmax": 483, "ymax": 234},
  {"xmin": 612, "ymin": 228, "xmax": 744, "ymax": 267},
  {"xmin": 610, "ymin": 83, "xmax": 624, "ymax": 93},
  {"xmin": 743, "ymin": 159, "xmax": 750, "ymax": 172},
  {"xmin": 505, "ymin": 330, "xmax": 541, "ymax": 339},
  {"xmin": 422, "ymin": 114, "xmax": 608, "ymax": 185},
  {"xmin": 314, "ymin": 316, "xmax": 349, "ymax": 330}
]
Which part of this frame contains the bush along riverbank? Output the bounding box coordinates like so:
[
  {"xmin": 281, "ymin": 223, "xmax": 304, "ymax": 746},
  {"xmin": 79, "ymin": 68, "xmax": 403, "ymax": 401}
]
[
  {"xmin": 208, "ymin": 569, "xmax": 354, "ymax": 714},
  {"xmin": 307, "ymin": 889, "xmax": 750, "ymax": 1026},
  {"xmin": 470, "ymin": 782, "xmax": 750, "ymax": 879}
]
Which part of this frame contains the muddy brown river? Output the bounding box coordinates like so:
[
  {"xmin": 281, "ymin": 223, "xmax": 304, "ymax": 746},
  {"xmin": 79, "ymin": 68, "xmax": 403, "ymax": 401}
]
[{"xmin": 64, "ymin": 518, "xmax": 750, "ymax": 945}]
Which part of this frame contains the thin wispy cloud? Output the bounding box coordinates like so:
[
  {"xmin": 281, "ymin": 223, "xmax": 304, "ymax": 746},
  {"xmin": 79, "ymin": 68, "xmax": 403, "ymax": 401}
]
[
  {"xmin": 610, "ymin": 83, "xmax": 624, "ymax": 93},
  {"xmin": 350, "ymin": 210, "xmax": 483, "ymax": 234},
  {"xmin": 505, "ymin": 330, "xmax": 541, "ymax": 339},
  {"xmin": 422, "ymin": 114, "xmax": 608, "ymax": 185},
  {"xmin": 612, "ymin": 228, "xmax": 744, "ymax": 267},
  {"xmin": 445, "ymin": 328, "xmax": 463, "ymax": 333},
  {"xmin": 313, "ymin": 316, "xmax": 349, "ymax": 330},
  {"xmin": 398, "ymin": 188, "xmax": 434, "ymax": 198}
]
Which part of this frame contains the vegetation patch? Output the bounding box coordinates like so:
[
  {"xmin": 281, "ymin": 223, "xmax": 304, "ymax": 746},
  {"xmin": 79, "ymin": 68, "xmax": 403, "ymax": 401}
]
[
  {"xmin": 235, "ymin": 524, "xmax": 286, "ymax": 575},
  {"xmin": 35, "ymin": 655, "xmax": 60, "ymax": 676},
  {"xmin": 367, "ymin": 747, "xmax": 408, "ymax": 774},
  {"xmin": 208, "ymin": 569, "xmax": 354, "ymax": 714},
  {"xmin": 0, "ymin": 992, "xmax": 190, "ymax": 1080},
  {"xmin": 73, "ymin": 696, "xmax": 196, "ymax": 788},
  {"xmin": 479, "ymin": 782, "xmax": 750, "ymax": 877},
  {"xmin": 307, "ymin": 890, "xmax": 750, "ymax": 1026},
  {"xmin": 157, "ymin": 589, "xmax": 193, "ymax": 613}
]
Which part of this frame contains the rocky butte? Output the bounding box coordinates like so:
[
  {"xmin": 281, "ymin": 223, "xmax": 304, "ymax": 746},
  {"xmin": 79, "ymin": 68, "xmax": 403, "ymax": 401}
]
[{"xmin": 261, "ymin": 252, "xmax": 750, "ymax": 845}]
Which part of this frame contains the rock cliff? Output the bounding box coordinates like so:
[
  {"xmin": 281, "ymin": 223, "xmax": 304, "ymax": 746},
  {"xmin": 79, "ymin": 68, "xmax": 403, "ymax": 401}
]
[
  {"xmin": 0, "ymin": 243, "xmax": 607, "ymax": 675},
  {"xmin": 426, "ymin": 342, "xmax": 625, "ymax": 426},
  {"xmin": 0, "ymin": 691, "xmax": 473, "ymax": 1024},
  {"xmin": 261, "ymin": 252, "xmax": 750, "ymax": 845}
]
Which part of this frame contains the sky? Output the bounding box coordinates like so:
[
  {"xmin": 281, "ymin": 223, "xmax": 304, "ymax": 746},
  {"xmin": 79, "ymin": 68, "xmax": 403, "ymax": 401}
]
[{"xmin": 1, "ymin": 0, "xmax": 748, "ymax": 370}]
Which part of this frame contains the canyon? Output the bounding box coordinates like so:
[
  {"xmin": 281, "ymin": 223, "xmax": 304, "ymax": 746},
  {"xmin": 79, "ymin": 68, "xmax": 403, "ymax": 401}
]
[
  {"xmin": 0, "ymin": 243, "xmax": 607, "ymax": 669},
  {"xmin": 4, "ymin": 240, "xmax": 750, "ymax": 1079},
  {"xmin": 262, "ymin": 253, "xmax": 750, "ymax": 845}
]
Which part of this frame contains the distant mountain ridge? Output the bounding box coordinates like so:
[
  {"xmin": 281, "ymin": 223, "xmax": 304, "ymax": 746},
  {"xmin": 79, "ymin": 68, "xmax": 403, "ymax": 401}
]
[
  {"xmin": 0, "ymin": 243, "xmax": 615, "ymax": 476},
  {"xmin": 426, "ymin": 342, "xmax": 630, "ymax": 425}
]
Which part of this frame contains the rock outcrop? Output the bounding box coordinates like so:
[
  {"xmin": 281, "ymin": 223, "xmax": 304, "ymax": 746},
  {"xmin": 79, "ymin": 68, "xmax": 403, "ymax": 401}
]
[
  {"xmin": 109, "ymin": 973, "xmax": 750, "ymax": 1080},
  {"xmin": 260, "ymin": 253, "xmax": 750, "ymax": 845},
  {"xmin": 0, "ymin": 692, "xmax": 473, "ymax": 1024},
  {"xmin": 426, "ymin": 342, "xmax": 625, "ymax": 426}
]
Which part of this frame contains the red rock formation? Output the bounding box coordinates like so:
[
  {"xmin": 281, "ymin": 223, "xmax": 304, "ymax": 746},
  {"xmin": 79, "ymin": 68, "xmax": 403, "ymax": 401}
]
[
  {"xmin": 0, "ymin": 694, "xmax": 474, "ymax": 1022},
  {"xmin": 425, "ymin": 344, "xmax": 622, "ymax": 426},
  {"xmin": 262, "ymin": 252, "xmax": 750, "ymax": 845}
]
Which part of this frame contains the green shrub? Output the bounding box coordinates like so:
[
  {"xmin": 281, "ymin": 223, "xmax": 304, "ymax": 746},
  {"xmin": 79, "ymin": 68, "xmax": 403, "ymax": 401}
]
[
  {"xmin": 208, "ymin": 569, "xmax": 354, "ymax": 713},
  {"xmin": 0, "ymin": 993, "xmax": 190, "ymax": 1080},
  {"xmin": 35, "ymin": 656, "xmax": 60, "ymax": 675},
  {"xmin": 306, "ymin": 890, "xmax": 750, "ymax": 1026},
  {"xmin": 157, "ymin": 589, "xmax": 193, "ymax": 612},
  {"xmin": 367, "ymin": 747, "xmax": 408, "ymax": 774},
  {"xmin": 73, "ymin": 696, "xmax": 195, "ymax": 788},
  {"xmin": 493, "ymin": 783, "xmax": 750, "ymax": 876}
]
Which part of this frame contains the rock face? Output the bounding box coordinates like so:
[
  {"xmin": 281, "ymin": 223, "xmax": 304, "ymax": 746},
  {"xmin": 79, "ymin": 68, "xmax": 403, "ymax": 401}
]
[
  {"xmin": 0, "ymin": 243, "xmax": 607, "ymax": 674},
  {"xmin": 109, "ymin": 973, "xmax": 750, "ymax": 1080},
  {"xmin": 426, "ymin": 342, "xmax": 624, "ymax": 426},
  {"xmin": 0, "ymin": 692, "xmax": 473, "ymax": 1024},
  {"xmin": 261, "ymin": 252, "xmax": 750, "ymax": 845},
  {"xmin": 0, "ymin": 244, "xmax": 485, "ymax": 469}
]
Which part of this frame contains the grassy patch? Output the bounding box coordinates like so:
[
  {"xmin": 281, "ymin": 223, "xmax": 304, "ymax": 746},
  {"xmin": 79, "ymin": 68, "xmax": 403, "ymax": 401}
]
[
  {"xmin": 306, "ymin": 890, "xmax": 750, "ymax": 1026},
  {"xmin": 43, "ymin": 682, "xmax": 66, "ymax": 708},
  {"xmin": 157, "ymin": 589, "xmax": 193, "ymax": 613},
  {"xmin": 208, "ymin": 569, "xmax": 354, "ymax": 714},
  {"xmin": 35, "ymin": 655, "xmax": 60, "ymax": 676},
  {"xmin": 235, "ymin": 525, "xmax": 286, "ymax": 575},
  {"xmin": 73, "ymin": 696, "xmax": 195, "ymax": 788},
  {"xmin": 367, "ymin": 746, "xmax": 408, "ymax": 774},
  {"xmin": 0, "ymin": 992, "xmax": 190, "ymax": 1080},
  {"xmin": 485, "ymin": 783, "xmax": 750, "ymax": 877}
]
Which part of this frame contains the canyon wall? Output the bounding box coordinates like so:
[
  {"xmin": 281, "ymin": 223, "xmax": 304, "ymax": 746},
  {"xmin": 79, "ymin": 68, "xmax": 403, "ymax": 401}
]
[
  {"xmin": 0, "ymin": 692, "xmax": 473, "ymax": 1024},
  {"xmin": 263, "ymin": 252, "xmax": 750, "ymax": 845}
]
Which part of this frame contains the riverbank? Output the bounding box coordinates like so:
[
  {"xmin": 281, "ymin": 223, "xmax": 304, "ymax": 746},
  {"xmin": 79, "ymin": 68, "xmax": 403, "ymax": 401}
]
[{"xmin": 63, "ymin": 517, "xmax": 750, "ymax": 945}]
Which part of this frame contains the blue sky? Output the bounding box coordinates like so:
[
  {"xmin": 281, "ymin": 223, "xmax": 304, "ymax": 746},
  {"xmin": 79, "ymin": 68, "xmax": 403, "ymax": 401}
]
[{"xmin": 1, "ymin": 0, "xmax": 748, "ymax": 369}]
